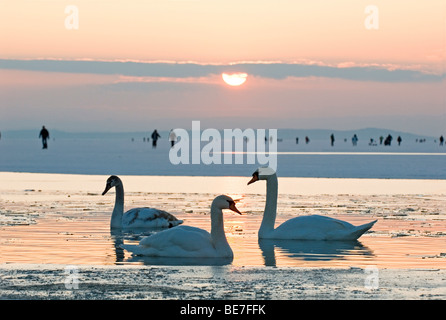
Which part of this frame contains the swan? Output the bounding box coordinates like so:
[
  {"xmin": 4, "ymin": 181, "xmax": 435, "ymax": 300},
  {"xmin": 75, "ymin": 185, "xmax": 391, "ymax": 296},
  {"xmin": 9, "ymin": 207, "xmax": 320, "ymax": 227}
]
[
  {"xmin": 247, "ymin": 167, "xmax": 377, "ymax": 240},
  {"xmin": 121, "ymin": 195, "xmax": 241, "ymax": 258},
  {"xmin": 102, "ymin": 175, "xmax": 183, "ymax": 230}
]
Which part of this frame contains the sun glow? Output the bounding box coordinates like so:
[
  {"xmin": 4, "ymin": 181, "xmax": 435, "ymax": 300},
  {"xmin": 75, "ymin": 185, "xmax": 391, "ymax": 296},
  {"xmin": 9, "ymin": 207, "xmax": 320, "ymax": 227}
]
[{"xmin": 222, "ymin": 73, "xmax": 248, "ymax": 86}]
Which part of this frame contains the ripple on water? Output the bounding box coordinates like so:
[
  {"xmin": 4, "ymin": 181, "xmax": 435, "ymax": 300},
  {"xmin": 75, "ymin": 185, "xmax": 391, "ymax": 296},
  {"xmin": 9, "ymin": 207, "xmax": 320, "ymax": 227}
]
[{"xmin": 1, "ymin": 188, "xmax": 445, "ymax": 268}]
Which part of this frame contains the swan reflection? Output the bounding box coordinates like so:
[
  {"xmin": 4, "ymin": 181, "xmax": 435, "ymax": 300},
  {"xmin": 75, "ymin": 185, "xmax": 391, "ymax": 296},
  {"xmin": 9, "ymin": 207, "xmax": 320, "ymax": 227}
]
[
  {"xmin": 258, "ymin": 238, "xmax": 374, "ymax": 266},
  {"xmin": 110, "ymin": 228, "xmax": 158, "ymax": 263},
  {"xmin": 125, "ymin": 255, "xmax": 233, "ymax": 266}
]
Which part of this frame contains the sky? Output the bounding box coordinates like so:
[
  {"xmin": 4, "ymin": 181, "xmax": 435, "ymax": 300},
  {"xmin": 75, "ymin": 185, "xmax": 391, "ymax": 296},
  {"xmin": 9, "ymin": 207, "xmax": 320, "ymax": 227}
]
[{"xmin": 0, "ymin": 0, "xmax": 445, "ymax": 136}]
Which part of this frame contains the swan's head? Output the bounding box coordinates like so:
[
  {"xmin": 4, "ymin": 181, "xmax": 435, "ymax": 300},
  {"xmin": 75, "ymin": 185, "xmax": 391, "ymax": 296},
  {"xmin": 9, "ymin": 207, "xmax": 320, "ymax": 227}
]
[
  {"xmin": 213, "ymin": 195, "xmax": 242, "ymax": 215},
  {"xmin": 102, "ymin": 175, "xmax": 122, "ymax": 195},
  {"xmin": 247, "ymin": 166, "xmax": 276, "ymax": 185}
]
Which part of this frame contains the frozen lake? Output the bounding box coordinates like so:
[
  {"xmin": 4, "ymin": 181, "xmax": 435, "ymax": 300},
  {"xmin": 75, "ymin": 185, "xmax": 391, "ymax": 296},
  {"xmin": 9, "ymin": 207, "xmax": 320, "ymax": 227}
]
[
  {"xmin": 0, "ymin": 136, "xmax": 445, "ymax": 179},
  {"xmin": 1, "ymin": 173, "xmax": 445, "ymax": 268}
]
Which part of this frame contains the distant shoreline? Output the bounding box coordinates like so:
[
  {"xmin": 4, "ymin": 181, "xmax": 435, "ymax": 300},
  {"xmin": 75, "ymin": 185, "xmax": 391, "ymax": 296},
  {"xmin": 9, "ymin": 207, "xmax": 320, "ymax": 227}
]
[{"xmin": 0, "ymin": 127, "xmax": 437, "ymax": 140}]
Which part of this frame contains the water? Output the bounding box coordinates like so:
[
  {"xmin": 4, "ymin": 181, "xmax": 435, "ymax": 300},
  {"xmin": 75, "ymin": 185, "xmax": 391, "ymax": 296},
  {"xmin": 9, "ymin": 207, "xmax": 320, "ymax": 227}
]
[
  {"xmin": 1, "ymin": 136, "xmax": 445, "ymax": 268},
  {"xmin": 1, "ymin": 182, "xmax": 445, "ymax": 268}
]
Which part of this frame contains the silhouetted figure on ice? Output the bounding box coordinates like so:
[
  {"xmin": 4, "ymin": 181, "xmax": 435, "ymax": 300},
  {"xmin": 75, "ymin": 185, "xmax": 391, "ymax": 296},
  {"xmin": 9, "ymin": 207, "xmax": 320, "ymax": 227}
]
[
  {"xmin": 169, "ymin": 129, "xmax": 177, "ymax": 147},
  {"xmin": 330, "ymin": 134, "xmax": 335, "ymax": 147},
  {"xmin": 384, "ymin": 134, "xmax": 393, "ymax": 146},
  {"xmin": 352, "ymin": 134, "xmax": 358, "ymax": 146},
  {"xmin": 39, "ymin": 126, "xmax": 50, "ymax": 149},
  {"xmin": 397, "ymin": 136, "xmax": 402, "ymax": 146},
  {"xmin": 151, "ymin": 129, "xmax": 161, "ymax": 148},
  {"xmin": 440, "ymin": 135, "xmax": 444, "ymax": 146}
]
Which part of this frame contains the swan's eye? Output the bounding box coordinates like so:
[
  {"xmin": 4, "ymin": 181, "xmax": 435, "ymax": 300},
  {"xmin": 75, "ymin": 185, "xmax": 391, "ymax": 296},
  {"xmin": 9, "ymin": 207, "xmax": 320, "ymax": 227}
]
[{"xmin": 226, "ymin": 200, "xmax": 234, "ymax": 206}]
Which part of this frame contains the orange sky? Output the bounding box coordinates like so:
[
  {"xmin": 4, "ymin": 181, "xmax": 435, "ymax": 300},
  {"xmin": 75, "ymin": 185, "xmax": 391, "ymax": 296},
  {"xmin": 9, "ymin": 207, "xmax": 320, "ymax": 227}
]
[
  {"xmin": 0, "ymin": 0, "xmax": 444, "ymax": 71},
  {"xmin": 0, "ymin": 1, "xmax": 445, "ymax": 134}
]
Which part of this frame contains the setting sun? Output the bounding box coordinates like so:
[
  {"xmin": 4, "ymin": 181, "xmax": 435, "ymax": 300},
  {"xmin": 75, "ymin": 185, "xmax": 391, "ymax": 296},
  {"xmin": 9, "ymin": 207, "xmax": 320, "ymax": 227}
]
[{"xmin": 222, "ymin": 73, "xmax": 248, "ymax": 86}]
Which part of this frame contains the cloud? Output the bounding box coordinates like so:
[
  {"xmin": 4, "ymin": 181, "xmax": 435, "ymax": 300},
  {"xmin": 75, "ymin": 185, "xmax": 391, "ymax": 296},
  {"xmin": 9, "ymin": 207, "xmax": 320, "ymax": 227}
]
[
  {"xmin": 1, "ymin": 60, "xmax": 444, "ymax": 135},
  {"xmin": 0, "ymin": 59, "xmax": 443, "ymax": 83}
]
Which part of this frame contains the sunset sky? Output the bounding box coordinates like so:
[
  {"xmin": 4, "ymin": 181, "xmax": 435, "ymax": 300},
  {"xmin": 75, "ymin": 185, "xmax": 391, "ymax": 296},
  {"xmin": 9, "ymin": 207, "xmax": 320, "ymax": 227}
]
[{"xmin": 0, "ymin": 1, "xmax": 445, "ymax": 135}]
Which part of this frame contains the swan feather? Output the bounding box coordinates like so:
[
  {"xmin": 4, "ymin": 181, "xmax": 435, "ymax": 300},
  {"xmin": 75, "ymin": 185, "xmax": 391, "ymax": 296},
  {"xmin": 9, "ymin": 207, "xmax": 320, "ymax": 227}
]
[{"xmin": 123, "ymin": 207, "xmax": 183, "ymax": 228}]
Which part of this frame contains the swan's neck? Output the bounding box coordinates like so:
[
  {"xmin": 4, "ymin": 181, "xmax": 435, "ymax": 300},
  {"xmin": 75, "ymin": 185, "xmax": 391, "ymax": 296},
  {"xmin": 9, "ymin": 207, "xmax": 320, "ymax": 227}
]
[
  {"xmin": 259, "ymin": 173, "xmax": 278, "ymax": 237},
  {"xmin": 210, "ymin": 203, "xmax": 231, "ymax": 254},
  {"xmin": 110, "ymin": 184, "xmax": 124, "ymax": 229}
]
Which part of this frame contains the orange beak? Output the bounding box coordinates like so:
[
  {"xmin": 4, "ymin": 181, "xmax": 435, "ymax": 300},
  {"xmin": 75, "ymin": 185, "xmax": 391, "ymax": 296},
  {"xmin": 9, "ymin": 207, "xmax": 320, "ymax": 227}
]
[
  {"xmin": 229, "ymin": 202, "xmax": 242, "ymax": 215},
  {"xmin": 102, "ymin": 184, "xmax": 112, "ymax": 195},
  {"xmin": 247, "ymin": 175, "xmax": 259, "ymax": 185}
]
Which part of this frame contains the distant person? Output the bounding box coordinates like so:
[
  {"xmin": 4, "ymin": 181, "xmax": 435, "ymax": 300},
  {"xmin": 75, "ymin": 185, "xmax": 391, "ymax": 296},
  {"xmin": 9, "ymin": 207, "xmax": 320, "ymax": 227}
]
[
  {"xmin": 440, "ymin": 135, "xmax": 444, "ymax": 146},
  {"xmin": 295, "ymin": 137, "xmax": 299, "ymax": 144},
  {"xmin": 397, "ymin": 136, "xmax": 402, "ymax": 146},
  {"xmin": 169, "ymin": 129, "xmax": 177, "ymax": 147},
  {"xmin": 384, "ymin": 134, "xmax": 393, "ymax": 146},
  {"xmin": 330, "ymin": 134, "xmax": 335, "ymax": 147},
  {"xmin": 352, "ymin": 134, "xmax": 358, "ymax": 146},
  {"xmin": 151, "ymin": 129, "xmax": 161, "ymax": 148},
  {"xmin": 39, "ymin": 126, "xmax": 50, "ymax": 149},
  {"xmin": 305, "ymin": 136, "xmax": 310, "ymax": 144},
  {"xmin": 379, "ymin": 136, "xmax": 384, "ymax": 145}
]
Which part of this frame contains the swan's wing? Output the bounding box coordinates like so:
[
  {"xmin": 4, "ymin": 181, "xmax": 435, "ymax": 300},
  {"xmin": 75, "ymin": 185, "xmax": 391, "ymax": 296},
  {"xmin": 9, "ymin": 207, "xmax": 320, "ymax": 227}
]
[
  {"xmin": 123, "ymin": 207, "xmax": 183, "ymax": 228},
  {"xmin": 278, "ymin": 215, "xmax": 353, "ymax": 230},
  {"xmin": 274, "ymin": 215, "xmax": 356, "ymax": 240},
  {"xmin": 123, "ymin": 226, "xmax": 213, "ymax": 257}
]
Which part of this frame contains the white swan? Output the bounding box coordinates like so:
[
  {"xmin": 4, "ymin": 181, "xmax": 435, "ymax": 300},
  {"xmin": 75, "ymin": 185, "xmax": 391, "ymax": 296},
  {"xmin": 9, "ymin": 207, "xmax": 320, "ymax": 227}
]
[
  {"xmin": 248, "ymin": 167, "xmax": 377, "ymax": 240},
  {"xmin": 102, "ymin": 175, "xmax": 183, "ymax": 230},
  {"xmin": 122, "ymin": 195, "xmax": 241, "ymax": 258}
]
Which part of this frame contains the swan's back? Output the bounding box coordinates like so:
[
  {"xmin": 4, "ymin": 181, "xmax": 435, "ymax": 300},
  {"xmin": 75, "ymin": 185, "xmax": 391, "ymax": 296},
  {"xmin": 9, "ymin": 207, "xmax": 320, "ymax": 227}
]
[
  {"xmin": 271, "ymin": 215, "xmax": 376, "ymax": 240},
  {"xmin": 122, "ymin": 225, "xmax": 221, "ymax": 257},
  {"xmin": 122, "ymin": 207, "xmax": 183, "ymax": 228}
]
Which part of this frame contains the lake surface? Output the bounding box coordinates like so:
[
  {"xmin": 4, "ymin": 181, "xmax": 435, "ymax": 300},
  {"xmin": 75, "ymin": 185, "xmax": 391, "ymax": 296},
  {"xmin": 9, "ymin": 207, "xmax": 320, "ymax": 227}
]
[
  {"xmin": 1, "ymin": 135, "xmax": 445, "ymax": 268},
  {"xmin": 1, "ymin": 175, "xmax": 445, "ymax": 268}
]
